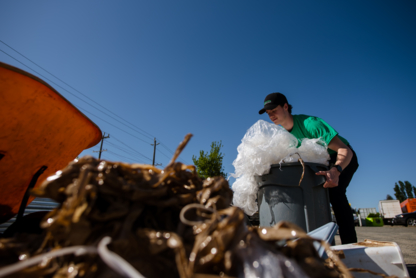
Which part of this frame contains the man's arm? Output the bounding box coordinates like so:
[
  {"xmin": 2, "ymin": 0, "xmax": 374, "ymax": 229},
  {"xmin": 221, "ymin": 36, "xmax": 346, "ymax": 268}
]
[{"xmin": 316, "ymin": 136, "xmax": 353, "ymax": 188}]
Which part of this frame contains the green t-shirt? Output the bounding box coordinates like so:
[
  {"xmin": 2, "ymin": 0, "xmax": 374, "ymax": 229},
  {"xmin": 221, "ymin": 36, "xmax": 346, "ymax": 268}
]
[{"xmin": 290, "ymin": 114, "xmax": 349, "ymax": 155}]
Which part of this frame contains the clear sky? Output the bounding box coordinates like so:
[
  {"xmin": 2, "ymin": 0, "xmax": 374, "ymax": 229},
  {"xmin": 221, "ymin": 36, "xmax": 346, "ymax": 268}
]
[{"xmin": 1, "ymin": 1, "xmax": 415, "ymax": 211}]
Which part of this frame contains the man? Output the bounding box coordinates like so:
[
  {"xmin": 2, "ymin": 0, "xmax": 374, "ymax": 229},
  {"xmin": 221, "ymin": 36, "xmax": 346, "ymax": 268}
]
[{"xmin": 259, "ymin": 92, "xmax": 359, "ymax": 244}]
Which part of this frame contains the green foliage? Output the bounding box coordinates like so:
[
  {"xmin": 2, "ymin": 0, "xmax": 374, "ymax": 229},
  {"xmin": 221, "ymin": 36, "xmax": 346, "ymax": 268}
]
[
  {"xmin": 399, "ymin": 181, "xmax": 407, "ymax": 199},
  {"xmin": 394, "ymin": 180, "xmax": 416, "ymax": 202},
  {"xmin": 394, "ymin": 182, "xmax": 406, "ymax": 202},
  {"xmin": 386, "ymin": 194, "xmax": 394, "ymax": 200},
  {"xmin": 192, "ymin": 141, "xmax": 227, "ymax": 179},
  {"xmin": 405, "ymin": 181, "xmax": 414, "ymax": 199}
]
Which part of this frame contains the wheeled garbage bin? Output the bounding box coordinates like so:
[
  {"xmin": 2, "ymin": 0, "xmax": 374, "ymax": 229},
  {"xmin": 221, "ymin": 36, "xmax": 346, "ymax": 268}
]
[{"xmin": 255, "ymin": 162, "xmax": 332, "ymax": 232}]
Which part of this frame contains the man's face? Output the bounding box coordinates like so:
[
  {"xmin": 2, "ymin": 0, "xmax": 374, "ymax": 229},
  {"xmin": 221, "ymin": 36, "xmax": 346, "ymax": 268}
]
[{"xmin": 266, "ymin": 104, "xmax": 288, "ymax": 125}]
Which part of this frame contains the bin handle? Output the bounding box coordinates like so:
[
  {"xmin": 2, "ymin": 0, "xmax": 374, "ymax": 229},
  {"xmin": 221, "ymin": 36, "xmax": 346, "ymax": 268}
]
[
  {"xmin": 281, "ymin": 152, "xmax": 305, "ymax": 186},
  {"xmin": 297, "ymin": 154, "xmax": 305, "ymax": 187},
  {"xmin": 298, "ymin": 158, "xmax": 305, "ymax": 186}
]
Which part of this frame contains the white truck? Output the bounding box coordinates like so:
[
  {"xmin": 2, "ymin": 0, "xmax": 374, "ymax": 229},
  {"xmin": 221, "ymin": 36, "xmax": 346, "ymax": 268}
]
[{"xmin": 379, "ymin": 200, "xmax": 402, "ymax": 225}]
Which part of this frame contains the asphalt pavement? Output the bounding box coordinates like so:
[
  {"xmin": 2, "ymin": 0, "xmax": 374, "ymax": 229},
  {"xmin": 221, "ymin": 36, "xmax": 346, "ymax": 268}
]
[{"xmin": 334, "ymin": 226, "xmax": 416, "ymax": 277}]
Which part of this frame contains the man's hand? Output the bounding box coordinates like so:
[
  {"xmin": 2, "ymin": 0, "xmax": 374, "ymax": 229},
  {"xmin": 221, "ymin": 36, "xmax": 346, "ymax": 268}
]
[
  {"xmin": 316, "ymin": 167, "xmax": 340, "ymax": 188},
  {"xmin": 318, "ymin": 136, "xmax": 352, "ymax": 188}
]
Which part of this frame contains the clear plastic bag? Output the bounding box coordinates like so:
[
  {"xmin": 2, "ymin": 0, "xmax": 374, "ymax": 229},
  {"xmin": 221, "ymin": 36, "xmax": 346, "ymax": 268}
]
[{"xmin": 231, "ymin": 120, "xmax": 329, "ymax": 216}]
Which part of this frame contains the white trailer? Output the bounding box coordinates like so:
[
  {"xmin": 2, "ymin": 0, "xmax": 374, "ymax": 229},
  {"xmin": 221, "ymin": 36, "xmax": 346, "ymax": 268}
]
[{"xmin": 379, "ymin": 200, "xmax": 402, "ymax": 225}]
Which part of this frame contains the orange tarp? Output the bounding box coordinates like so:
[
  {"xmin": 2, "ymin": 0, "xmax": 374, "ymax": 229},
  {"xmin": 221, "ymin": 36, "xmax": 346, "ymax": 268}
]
[
  {"xmin": 0, "ymin": 62, "xmax": 102, "ymax": 223},
  {"xmin": 400, "ymin": 198, "xmax": 416, "ymax": 213}
]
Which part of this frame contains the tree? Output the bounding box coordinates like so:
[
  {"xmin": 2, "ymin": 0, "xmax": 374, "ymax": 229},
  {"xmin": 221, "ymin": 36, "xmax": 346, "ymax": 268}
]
[
  {"xmin": 192, "ymin": 141, "xmax": 227, "ymax": 179},
  {"xmin": 394, "ymin": 180, "xmax": 416, "ymax": 202},
  {"xmin": 394, "ymin": 182, "xmax": 406, "ymax": 202},
  {"xmin": 386, "ymin": 194, "xmax": 394, "ymax": 200},
  {"xmin": 404, "ymin": 181, "xmax": 414, "ymax": 199},
  {"xmin": 399, "ymin": 181, "xmax": 407, "ymax": 200}
]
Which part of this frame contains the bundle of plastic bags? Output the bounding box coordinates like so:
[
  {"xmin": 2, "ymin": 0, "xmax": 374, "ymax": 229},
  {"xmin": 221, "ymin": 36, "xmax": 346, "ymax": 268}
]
[{"xmin": 231, "ymin": 120, "xmax": 329, "ymax": 216}]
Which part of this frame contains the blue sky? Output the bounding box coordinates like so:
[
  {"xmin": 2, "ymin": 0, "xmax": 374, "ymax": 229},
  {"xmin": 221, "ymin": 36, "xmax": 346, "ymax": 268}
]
[{"xmin": 1, "ymin": 1, "xmax": 415, "ymax": 211}]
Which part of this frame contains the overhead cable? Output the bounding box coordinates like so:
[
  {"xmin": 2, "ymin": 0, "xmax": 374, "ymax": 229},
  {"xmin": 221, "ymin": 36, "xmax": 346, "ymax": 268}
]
[
  {"xmin": 77, "ymin": 107, "xmax": 151, "ymax": 145},
  {"xmin": 106, "ymin": 150, "xmax": 147, "ymax": 164},
  {"xmin": 105, "ymin": 141, "xmax": 152, "ymax": 162},
  {"xmin": 156, "ymin": 148, "xmax": 171, "ymax": 160},
  {"xmin": 0, "ymin": 40, "xmax": 154, "ymax": 140},
  {"xmin": 0, "ymin": 42, "xmax": 183, "ymax": 163},
  {"xmin": 111, "ymin": 136, "xmax": 154, "ymax": 161},
  {"xmin": 0, "ymin": 48, "xmax": 153, "ymax": 145},
  {"xmin": 159, "ymin": 142, "xmax": 176, "ymax": 155}
]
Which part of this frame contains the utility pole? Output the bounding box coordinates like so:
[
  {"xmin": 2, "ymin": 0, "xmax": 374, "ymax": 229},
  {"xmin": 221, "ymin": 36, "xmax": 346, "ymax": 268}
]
[
  {"xmin": 94, "ymin": 132, "xmax": 110, "ymax": 159},
  {"xmin": 151, "ymin": 137, "xmax": 160, "ymax": 166}
]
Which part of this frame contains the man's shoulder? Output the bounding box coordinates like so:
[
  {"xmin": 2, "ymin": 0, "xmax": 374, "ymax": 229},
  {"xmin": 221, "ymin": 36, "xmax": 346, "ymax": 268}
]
[
  {"xmin": 293, "ymin": 114, "xmax": 328, "ymax": 131},
  {"xmin": 293, "ymin": 114, "xmax": 321, "ymax": 122}
]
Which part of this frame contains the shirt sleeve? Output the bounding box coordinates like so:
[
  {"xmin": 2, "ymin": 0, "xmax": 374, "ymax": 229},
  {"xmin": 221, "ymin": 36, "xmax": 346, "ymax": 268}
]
[{"xmin": 303, "ymin": 117, "xmax": 338, "ymax": 147}]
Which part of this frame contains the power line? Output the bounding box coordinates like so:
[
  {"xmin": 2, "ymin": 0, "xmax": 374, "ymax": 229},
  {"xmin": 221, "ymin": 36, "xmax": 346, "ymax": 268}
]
[
  {"xmin": 1, "ymin": 47, "xmax": 154, "ymax": 159},
  {"xmin": 159, "ymin": 141, "xmax": 191, "ymax": 165},
  {"xmin": 157, "ymin": 148, "xmax": 171, "ymax": 160},
  {"xmin": 105, "ymin": 141, "xmax": 152, "ymax": 162},
  {"xmin": 78, "ymin": 107, "xmax": 152, "ymax": 145},
  {"xmin": 106, "ymin": 150, "xmax": 148, "ymax": 164},
  {"xmin": 0, "ymin": 48, "xmax": 153, "ymax": 144},
  {"xmin": 159, "ymin": 142, "xmax": 176, "ymax": 155},
  {"xmin": 111, "ymin": 135, "xmax": 153, "ymax": 161},
  {"xmin": 0, "ymin": 42, "xmax": 181, "ymax": 160},
  {"xmin": 108, "ymin": 146, "xmax": 149, "ymax": 164},
  {"xmin": 0, "ymin": 40, "xmax": 155, "ymax": 140}
]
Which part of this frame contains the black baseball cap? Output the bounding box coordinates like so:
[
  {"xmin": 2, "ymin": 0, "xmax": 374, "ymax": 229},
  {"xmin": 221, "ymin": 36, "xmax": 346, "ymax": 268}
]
[{"xmin": 258, "ymin": 93, "xmax": 288, "ymax": 114}]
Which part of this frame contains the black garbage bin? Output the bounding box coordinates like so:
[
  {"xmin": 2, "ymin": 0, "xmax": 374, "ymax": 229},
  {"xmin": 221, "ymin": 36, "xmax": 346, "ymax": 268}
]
[{"xmin": 255, "ymin": 162, "xmax": 331, "ymax": 232}]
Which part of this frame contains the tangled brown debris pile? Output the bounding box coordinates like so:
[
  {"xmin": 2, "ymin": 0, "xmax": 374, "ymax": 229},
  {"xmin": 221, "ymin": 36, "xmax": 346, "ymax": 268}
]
[{"xmin": 0, "ymin": 134, "xmax": 361, "ymax": 278}]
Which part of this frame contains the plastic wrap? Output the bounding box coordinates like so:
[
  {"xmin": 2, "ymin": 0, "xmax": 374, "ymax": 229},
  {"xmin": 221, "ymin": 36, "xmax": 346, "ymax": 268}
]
[{"xmin": 231, "ymin": 120, "xmax": 329, "ymax": 216}]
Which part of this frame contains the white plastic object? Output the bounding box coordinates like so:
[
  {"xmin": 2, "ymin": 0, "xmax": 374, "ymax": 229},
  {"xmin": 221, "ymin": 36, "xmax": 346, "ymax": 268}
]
[
  {"xmin": 307, "ymin": 222, "xmax": 338, "ymax": 257},
  {"xmin": 331, "ymin": 240, "xmax": 410, "ymax": 278}
]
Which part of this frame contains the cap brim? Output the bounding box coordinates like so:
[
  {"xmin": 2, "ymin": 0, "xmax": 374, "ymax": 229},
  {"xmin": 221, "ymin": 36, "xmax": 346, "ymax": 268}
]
[{"xmin": 259, "ymin": 104, "xmax": 277, "ymax": 114}]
